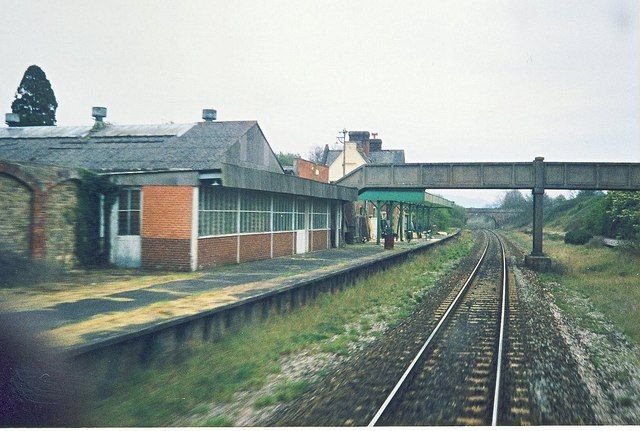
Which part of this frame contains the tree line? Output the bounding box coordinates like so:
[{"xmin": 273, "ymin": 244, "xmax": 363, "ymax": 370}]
[{"xmin": 497, "ymin": 189, "xmax": 640, "ymax": 242}]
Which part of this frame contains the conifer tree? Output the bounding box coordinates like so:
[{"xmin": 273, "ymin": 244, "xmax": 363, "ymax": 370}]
[{"xmin": 10, "ymin": 65, "xmax": 58, "ymax": 126}]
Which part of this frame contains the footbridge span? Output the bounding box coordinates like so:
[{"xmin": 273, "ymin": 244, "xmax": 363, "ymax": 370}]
[{"xmin": 337, "ymin": 157, "xmax": 640, "ymax": 268}]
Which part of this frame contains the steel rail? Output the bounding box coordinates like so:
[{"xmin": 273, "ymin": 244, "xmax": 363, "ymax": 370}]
[
  {"xmin": 491, "ymin": 231, "xmax": 507, "ymax": 426},
  {"xmin": 368, "ymin": 231, "xmax": 491, "ymax": 427}
]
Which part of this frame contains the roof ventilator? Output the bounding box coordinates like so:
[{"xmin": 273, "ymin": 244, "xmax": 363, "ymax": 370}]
[
  {"xmin": 202, "ymin": 109, "xmax": 217, "ymax": 122},
  {"xmin": 5, "ymin": 113, "xmax": 20, "ymax": 127},
  {"xmin": 92, "ymin": 106, "xmax": 107, "ymax": 130}
]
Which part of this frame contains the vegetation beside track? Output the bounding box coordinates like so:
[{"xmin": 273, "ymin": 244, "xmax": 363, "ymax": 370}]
[
  {"xmin": 88, "ymin": 233, "xmax": 474, "ymax": 426},
  {"xmin": 506, "ymin": 230, "xmax": 640, "ymax": 422},
  {"xmin": 507, "ymin": 230, "xmax": 640, "ymax": 346}
]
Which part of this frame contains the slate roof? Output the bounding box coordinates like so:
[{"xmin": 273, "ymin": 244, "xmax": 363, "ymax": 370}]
[
  {"xmin": 368, "ymin": 149, "xmax": 405, "ymax": 164},
  {"xmin": 323, "ymin": 148, "xmax": 405, "ymax": 166},
  {"xmin": 0, "ymin": 121, "xmax": 257, "ymax": 172}
]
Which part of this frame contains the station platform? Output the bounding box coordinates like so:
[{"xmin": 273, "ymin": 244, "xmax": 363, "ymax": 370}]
[{"xmin": 0, "ymin": 235, "xmax": 453, "ymax": 351}]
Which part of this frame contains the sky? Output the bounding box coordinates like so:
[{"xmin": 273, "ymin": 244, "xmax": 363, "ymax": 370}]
[{"xmin": 1, "ymin": 1, "xmax": 638, "ymax": 206}]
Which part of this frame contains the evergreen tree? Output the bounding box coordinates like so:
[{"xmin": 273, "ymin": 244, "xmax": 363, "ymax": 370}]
[{"xmin": 10, "ymin": 65, "xmax": 58, "ymax": 126}]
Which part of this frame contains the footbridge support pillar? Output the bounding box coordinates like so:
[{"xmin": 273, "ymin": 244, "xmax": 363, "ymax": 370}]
[{"xmin": 525, "ymin": 157, "xmax": 552, "ymax": 270}]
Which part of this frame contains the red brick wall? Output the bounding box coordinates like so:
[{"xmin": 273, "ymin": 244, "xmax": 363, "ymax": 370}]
[
  {"xmin": 312, "ymin": 229, "xmax": 328, "ymax": 251},
  {"xmin": 293, "ymin": 158, "xmax": 329, "ymax": 183},
  {"xmin": 198, "ymin": 236, "xmax": 238, "ymax": 268},
  {"xmin": 141, "ymin": 185, "xmax": 194, "ymax": 270},
  {"xmin": 239, "ymin": 233, "xmax": 271, "ymax": 263},
  {"xmin": 141, "ymin": 237, "xmax": 191, "ymax": 271},
  {"xmin": 273, "ymin": 232, "xmax": 294, "ymax": 258},
  {"xmin": 142, "ymin": 186, "xmax": 193, "ymax": 239}
]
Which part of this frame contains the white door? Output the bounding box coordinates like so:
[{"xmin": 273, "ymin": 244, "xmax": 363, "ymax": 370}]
[
  {"xmin": 295, "ymin": 229, "xmax": 307, "ymax": 254},
  {"xmin": 295, "ymin": 198, "xmax": 309, "ymax": 254},
  {"xmin": 112, "ymin": 235, "xmax": 141, "ymax": 267},
  {"xmin": 110, "ymin": 188, "xmax": 142, "ymax": 267}
]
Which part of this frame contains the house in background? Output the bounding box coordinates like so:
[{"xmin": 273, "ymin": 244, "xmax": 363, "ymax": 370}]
[
  {"xmin": 321, "ymin": 131, "xmax": 406, "ymax": 241},
  {"xmin": 0, "ymin": 108, "xmax": 356, "ymax": 271},
  {"xmin": 321, "ymin": 131, "xmax": 405, "ymax": 182}
]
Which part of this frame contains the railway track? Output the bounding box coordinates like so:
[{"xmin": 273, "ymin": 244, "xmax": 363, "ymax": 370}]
[{"xmin": 369, "ymin": 230, "xmax": 530, "ymax": 426}]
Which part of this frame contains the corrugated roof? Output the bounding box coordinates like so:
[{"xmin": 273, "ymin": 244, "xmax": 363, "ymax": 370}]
[
  {"xmin": 90, "ymin": 123, "xmax": 195, "ymax": 137},
  {"xmin": 0, "ymin": 121, "xmax": 256, "ymax": 172},
  {"xmin": 0, "ymin": 125, "xmax": 92, "ymax": 139}
]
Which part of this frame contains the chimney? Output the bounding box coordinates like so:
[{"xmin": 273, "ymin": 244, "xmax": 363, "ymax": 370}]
[
  {"xmin": 369, "ymin": 138, "xmax": 382, "ymax": 152},
  {"xmin": 92, "ymin": 106, "xmax": 107, "ymax": 123},
  {"xmin": 359, "ymin": 141, "xmax": 370, "ymax": 156},
  {"xmin": 348, "ymin": 131, "xmax": 370, "ymax": 143},
  {"xmin": 5, "ymin": 113, "xmax": 19, "ymax": 127},
  {"xmin": 202, "ymin": 109, "xmax": 217, "ymax": 122}
]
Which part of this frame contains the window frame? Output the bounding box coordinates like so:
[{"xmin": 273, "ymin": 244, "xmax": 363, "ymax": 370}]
[{"xmin": 117, "ymin": 187, "xmax": 141, "ymax": 236}]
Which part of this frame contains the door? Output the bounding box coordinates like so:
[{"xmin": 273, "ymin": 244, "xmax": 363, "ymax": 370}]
[
  {"xmin": 110, "ymin": 188, "xmax": 142, "ymax": 267},
  {"xmin": 295, "ymin": 198, "xmax": 309, "ymax": 254}
]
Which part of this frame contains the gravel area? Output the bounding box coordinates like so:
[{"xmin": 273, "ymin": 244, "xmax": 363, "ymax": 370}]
[
  {"xmin": 267, "ymin": 232, "xmax": 488, "ymax": 426},
  {"xmin": 266, "ymin": 231, "xmax": 613, "ymax": 426},
  {"xmin": 500, "ymin": 235, "xmax": 597, "ymax": 424}
]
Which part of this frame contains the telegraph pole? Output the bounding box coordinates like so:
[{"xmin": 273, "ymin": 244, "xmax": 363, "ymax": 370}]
[{"xmin": 337, "ymin": 129, "xmax": 347, "ymax": 178}]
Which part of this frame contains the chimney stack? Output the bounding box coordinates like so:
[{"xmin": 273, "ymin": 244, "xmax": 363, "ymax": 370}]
[
  {"xmin": 5, "ymin": 113, "xmax": 19, "ymax": 127},
  {"xmin": 202, "ymin": 109, "xmax": 217, "ymax": 122},
  {"xmin": 369, "ymin": 138, "xmax": 382, "ymax": 152},
  {"xmin": 348, "ymin": 131, "xmax": 370, "ymax": 143},
  {"xmin": 92, "ymin": 106, "xmax": 107, "ymax": 123}
]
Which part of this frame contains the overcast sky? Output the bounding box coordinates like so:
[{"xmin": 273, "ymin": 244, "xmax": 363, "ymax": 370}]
[{"xmin": 1, "ymin": 1, "xmax": 638, "ymax": 206}]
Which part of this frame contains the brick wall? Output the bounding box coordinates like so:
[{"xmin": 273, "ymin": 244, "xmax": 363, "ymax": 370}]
[
  {"xmin": 142, "ymin": 186, "xmax": 193, "ymax": 239},
  {"xmin": 0, "ymin": 173, "xmax": 32, "ymax": 257},
  {"xmin": 273, "ymin": 232, "xmax": 294, "ymax": 257},
  {"xmin": 293, "ymin": 158, "xmax": 329, "ymax": 183},
  {"xmin": 44, "ymin": 180, "xmax": 78, "ymax": 266},
  {"xmin": 312, "ymin": 229, "xmax": 328, "ymax": 251},
  {"xmin": 239, "ymin": 233, "xmax": 271, "ymax": 263},
  {"xmin": 141, "ymin": 185, "xmax": 193, "ymax": 270},
  {"xmin": 198, "ymin": 236, "xmax": 238, "ymax": 268},
  {"xmin": 141, "ymin": 237, "xmax": 191, "ymax": 271}
]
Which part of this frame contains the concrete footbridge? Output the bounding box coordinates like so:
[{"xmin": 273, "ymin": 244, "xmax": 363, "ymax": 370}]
[{"xmin": 337, "ymin": 157, "xmax": 640, "ymax": 268}]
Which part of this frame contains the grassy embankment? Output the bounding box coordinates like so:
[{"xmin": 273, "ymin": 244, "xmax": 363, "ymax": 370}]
[
  {"xmin": 89, "ymin": 232, "xmax": 474, "ymax": 426},
  {"xmin": 507, "ymin": 231, "xmax": 640, "ymax": 345}
]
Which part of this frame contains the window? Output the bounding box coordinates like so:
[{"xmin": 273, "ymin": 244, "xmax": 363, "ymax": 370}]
[
  {"xmin": 295, "ymin": 199, "xmax": 306, "ymax": 230},
  {"xmin": 240, "ymin": 191, "xmax": 270, "ymax": 233},
  {"xmin": 118, "ymin": 188, "xmax": 141, "ymax": 235},
  {"xmin": 312, "ymin": 199, "xmax": 328, "ymax": 229},
  {"xmin": 273, "ymin": 194, "xmax": 294, "ymax": 231},
  {"xmin": 199, "ymin": 186, "xmax": 237, "ymax": 236}
]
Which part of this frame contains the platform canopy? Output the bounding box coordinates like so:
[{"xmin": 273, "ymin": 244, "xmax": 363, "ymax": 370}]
[{"xmin": 358, "ymin": 189, "xmax": 454, "ymax": 208}]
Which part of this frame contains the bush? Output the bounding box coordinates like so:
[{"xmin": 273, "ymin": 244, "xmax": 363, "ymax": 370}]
[{"xmin": 564, "ymin": 228, "xmax": 593, "ymax": 245}]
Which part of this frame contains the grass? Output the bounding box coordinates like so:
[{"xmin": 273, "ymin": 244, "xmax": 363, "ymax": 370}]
[
  {"xmin": 88, "ymin": 232, "xmax": 474, "ymax": 426},
  {"xmin": 508, "ymin": 230, "xmax": 640, "ymax": 345},
  {"xmin": 254, "ymin": 380, "xmax": 311, "ymax": 408}
]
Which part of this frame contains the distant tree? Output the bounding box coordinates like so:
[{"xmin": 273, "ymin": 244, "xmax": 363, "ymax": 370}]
[
  {"xmin": 499, "ymin": 190, "xmax": 527, "ymax": 210},
  {"xmin": 10, "ymin": 65, "xmax": 58, "ymax": 126},
  {"xmin": 308, "ymin": 145, "xmax": 326, "ymax": 164},
  {"xmin": 275, "ymin": 152, "xmax": 301, "ymax": 167}
]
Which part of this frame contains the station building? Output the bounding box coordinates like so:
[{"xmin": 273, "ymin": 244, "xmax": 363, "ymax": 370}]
[{"xmin": 0, "ymin": 108, "xmax": 356, "ymax": 271}]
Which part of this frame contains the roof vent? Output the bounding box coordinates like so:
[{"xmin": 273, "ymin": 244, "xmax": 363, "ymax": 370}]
[
  {"xmin": 5, "ymin": 113, "xmax": 19, "ymax": 127},
  {"xmin": 92, "ymin": 106, "xmax": 107, "ymax": 122},
  {"xmin": 202, "ymin": 109, "xmax": 217, "ymax": 122}
]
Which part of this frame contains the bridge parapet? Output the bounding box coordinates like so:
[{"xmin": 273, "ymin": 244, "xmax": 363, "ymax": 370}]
[
  {"xmin": 336, "ymin": 158, "xmax": 640, "ymax": 270},
  {"xmin": 337, "ymin": 161, "xmax": 640, "ymax": 191}
]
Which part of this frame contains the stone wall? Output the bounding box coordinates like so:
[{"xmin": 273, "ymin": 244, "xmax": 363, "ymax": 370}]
[
  {"xmin": 45, "ymin": 180, "xmax": 78, "ymax": 265},
  {"xmin": 0, "ymin": 173, "xmax": 32, "ymax": 256}
]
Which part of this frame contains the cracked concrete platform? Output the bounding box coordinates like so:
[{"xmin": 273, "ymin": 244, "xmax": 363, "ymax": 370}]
[{"xmin": 0, "ymin": 237, "xmax": 448, "ymax": 349}]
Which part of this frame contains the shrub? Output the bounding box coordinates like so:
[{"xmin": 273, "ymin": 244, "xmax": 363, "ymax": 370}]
[{"xmin": 564, "ymin": 228, "xmax": 593, "ymax": 245}]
